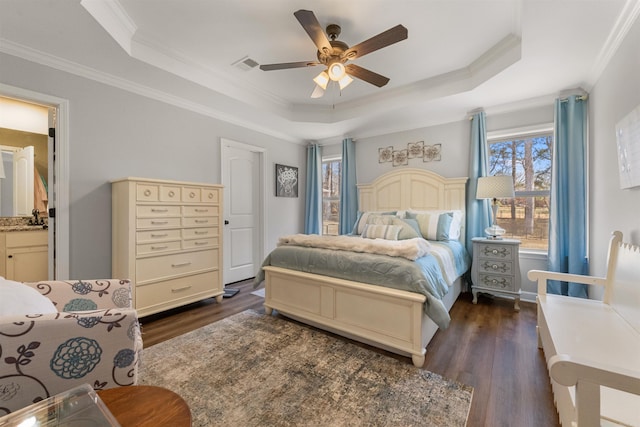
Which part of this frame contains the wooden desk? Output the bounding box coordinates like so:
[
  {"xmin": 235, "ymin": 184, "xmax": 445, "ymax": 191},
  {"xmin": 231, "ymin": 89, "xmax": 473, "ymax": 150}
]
[{"xmin": 98, "ymin": 385, "xmax": 191, "ymax": 426}]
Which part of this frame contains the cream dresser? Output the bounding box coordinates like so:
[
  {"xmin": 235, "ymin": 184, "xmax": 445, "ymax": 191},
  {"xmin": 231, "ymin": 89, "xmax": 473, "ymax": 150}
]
[{"xmin": 112, "ymin": 177, "xmax": 223, "ymax": 317}]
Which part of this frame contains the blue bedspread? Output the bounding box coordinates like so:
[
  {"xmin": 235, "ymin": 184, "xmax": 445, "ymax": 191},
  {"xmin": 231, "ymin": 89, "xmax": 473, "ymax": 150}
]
[{"xmin": 254, "ymin": 240, "xmax": 470, "ymax": 330}]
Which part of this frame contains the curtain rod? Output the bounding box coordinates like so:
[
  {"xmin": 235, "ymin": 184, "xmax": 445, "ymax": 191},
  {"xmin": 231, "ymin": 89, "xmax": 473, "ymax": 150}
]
[{"xmin": 558, "ymin": 94, "xmax": 588, "ymax": 102}]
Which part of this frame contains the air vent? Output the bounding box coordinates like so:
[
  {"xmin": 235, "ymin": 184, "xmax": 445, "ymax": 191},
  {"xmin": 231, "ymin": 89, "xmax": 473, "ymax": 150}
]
[{"xmin": 232, "ymin": 56, "xmax": 259, "ymax": 71}]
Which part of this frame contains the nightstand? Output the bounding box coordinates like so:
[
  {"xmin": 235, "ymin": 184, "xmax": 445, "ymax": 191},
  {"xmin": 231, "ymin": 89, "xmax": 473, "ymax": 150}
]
[{"xmin": 471, "ymin": 237, "xmax": 521, "ymax": 311}]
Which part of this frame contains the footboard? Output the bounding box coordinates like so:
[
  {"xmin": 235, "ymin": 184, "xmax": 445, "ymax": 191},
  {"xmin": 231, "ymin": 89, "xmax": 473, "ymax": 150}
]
[{"xmin": 263, "ymin": 266, "xmax": 450, "ymax": 367}]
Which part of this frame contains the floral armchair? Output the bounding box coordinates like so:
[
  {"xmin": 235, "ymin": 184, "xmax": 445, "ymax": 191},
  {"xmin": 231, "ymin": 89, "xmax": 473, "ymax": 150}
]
[{"xmin": 0, "ymin": 279, "xmax": 142, "ymax": 415}]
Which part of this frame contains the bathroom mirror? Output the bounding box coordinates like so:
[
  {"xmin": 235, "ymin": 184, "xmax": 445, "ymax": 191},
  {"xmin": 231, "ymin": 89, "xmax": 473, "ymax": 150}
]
[{"xmin": 0, "ymin": 128, "xmax": 49, "ymax": 217}]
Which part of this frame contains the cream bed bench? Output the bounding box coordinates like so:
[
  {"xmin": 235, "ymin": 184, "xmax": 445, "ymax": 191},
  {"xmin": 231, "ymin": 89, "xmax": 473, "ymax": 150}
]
[{"xmin": 528, "ymin": 231, "xmax": 640, "ymax": 427}]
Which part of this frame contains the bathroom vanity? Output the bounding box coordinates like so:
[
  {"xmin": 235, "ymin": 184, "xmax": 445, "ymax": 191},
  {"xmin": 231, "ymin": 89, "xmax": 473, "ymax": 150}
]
[{"xmin": 0, "ymin": 228, "xmax": 48, "ymax": 282}]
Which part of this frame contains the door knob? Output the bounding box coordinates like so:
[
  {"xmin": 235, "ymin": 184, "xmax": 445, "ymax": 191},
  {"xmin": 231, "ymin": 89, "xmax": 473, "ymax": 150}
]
[{"xmin": 224, "ymin": 220, "xmax": 229, "ymax": 225}]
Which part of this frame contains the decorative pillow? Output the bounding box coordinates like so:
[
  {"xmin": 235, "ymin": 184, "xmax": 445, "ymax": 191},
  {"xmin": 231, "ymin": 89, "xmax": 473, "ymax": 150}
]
[
  {"xmin": 409, "ymin": 212, "xmax": 453, "ymax": 241},
  {"xmin": 392, "ymin": 218, "xmax": 422, "ymax": 240},
  {"xmin": 361, "ymin": 224, "xmax": 402, "ymax": 240},
  {"xmin": 351, "ymin": 211, "xmax": 397, "ymax": 235},
  {"xmin": 407, "ymin": 209, "xmax": 463, "ymax": 240},
  {"xmin": 0, "ymin": 277, "xmax": 57, "ymax": 316}
]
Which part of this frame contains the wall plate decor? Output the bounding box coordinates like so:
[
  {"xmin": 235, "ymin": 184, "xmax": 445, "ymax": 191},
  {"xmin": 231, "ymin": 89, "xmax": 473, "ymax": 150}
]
[
  {"xmin": 423, "ymin": 144, "xmax": 442, "ymax": 162},
  {"xmin": 407, "ymin": 141, "xmax": 424, "ymax": 158},
  {"xmin": 392, "ymin": 149, "xmax": 408, "ymax": 167},
  {"xmin": 378, "ymin": 146, "xmax": 393, "ymax": 163},
  {"xmin": 275, "ymin": 164, "xmax": 298, "ymax": 197}
]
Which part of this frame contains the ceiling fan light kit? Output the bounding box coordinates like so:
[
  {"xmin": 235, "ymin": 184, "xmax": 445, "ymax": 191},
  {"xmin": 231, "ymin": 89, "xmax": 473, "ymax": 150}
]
[{"xmin": 259, "ymin": 9, "xmax": 408, "ymax": 98}]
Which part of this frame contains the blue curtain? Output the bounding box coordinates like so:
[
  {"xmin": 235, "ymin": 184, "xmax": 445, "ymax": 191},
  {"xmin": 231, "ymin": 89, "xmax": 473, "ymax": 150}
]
[
  {"xmin": 465, "ymin": 111, "xmax": 492, "ymax": 256},
  {"xmin": 339, "ymin": 138, "xmax": 358, "ymax": 235},
  {"xmin": 304, "ymin": 144, "xmax": 322, "ymax": 234},
  {"xmin": 548, "ymin": 95, "xmax": 589, "ymax": 297}
]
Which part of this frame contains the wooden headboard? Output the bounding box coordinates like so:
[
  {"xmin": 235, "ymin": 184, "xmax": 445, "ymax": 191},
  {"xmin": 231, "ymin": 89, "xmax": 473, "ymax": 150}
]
[{"xmin": 357, "ymin": 168, "xmax": 468, "ymax": 239}]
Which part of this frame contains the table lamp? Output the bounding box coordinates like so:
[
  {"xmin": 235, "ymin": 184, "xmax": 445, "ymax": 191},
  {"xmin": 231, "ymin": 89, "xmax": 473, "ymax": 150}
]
[{"xmin": 476, "ymin": 176, "xmax": 514, "ymax": 239}]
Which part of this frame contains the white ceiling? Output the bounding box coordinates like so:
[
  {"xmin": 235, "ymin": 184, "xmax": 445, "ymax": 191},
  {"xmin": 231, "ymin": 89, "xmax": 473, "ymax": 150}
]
[{"xmin": 1, "ymin": 0, "xmax": 638, "ymax": 144}]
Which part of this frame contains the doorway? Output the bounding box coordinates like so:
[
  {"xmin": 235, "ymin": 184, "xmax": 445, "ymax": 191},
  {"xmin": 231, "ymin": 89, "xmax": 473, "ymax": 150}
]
[
  {"xmin": 0, "ymin": 84, "xmax": 70, "ymax": 279},
  {"xmin": 220, "ymin": 138, "xmax": 266, "ymax": 285}
]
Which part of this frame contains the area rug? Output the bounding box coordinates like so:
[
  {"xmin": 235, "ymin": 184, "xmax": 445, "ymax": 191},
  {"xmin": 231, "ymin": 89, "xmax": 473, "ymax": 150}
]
[{"xmin": 140, "ymin": 310, "xmax": 473, "ymax": 426}]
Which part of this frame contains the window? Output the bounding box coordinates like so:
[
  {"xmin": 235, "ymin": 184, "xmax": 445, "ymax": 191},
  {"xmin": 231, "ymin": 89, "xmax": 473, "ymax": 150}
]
[
  {"xmin": 322, "ymin": 158, "xmax": 341, "ymax": 236},
  {"xmin": 488, "ymin": 128, "xmax": 553, "ymax": 251}
]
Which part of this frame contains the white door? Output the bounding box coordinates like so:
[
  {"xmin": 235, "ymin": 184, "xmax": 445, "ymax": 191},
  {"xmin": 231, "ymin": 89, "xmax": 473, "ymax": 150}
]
[
  {"xmin": 222, "ymin": 141, "xmax": 263, "ymax": 284},
  {"xmin": 13, "ymin": 146, "xmax": 34, "ymax": 216}
]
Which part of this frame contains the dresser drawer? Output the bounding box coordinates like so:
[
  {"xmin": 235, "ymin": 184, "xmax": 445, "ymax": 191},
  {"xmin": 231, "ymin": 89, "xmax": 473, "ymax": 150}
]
[
  {"xmin": 183, "ymin": 205, "xmax": 218, "ymax": 217},
  {"xmin": 182, "ymin": 238, "xmax": 217, "ymax": 250},
  {"xmin": 477, "ymin": 259, "xmax": 514, "ymax": 275},
  {"xmin": 137, "ymin": 240, "xmax": 181, "ymax": 256},
  {"xmin": 477, "ymin": 243, "xmax": 514, "ymax": 260},
  {"xmin": 183, "ymin": 216, "xmax": 217, "ymax": 227},
  {"xmin": 136, "ymin": 217, "xmax": 181, "ymax": 229},
  {"xmin": 202, "ymin": 188, "xmax": 219, "ymax": 203},
  {"xmin": 182, "ymin": 227, "xmax": 217, "ymax": 239},
  {"xmin": 136, "ymin": 183, "xmax": 159, "ymax": 201},
  {"xmin": 137, "ymin": 229, "xmax": 182, "ymax": 244},
  {"xmin": 136, "ymin": 205, "xmax": 181, "ymax": 218},
  {"xmin": 182, "ymin": 186, "xmax": 202, "ymax": 202},
  {"xmin": 477, "ymin": 273, "xmax": 515, "ymax": 291},
  {"xmin": 135, "ymin": 271, "xmax": 220, "ymax": 312},
  {"xmin": 159, "ymin": 185, "xmax": 181, "ymax": 202},
  {"xmin": 136, "ymin": 249, "xmax": 218, "ymax": 282}
]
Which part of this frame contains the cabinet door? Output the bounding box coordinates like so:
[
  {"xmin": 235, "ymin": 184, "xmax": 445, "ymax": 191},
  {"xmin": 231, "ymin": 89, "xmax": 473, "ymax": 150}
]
[{"xmin": 7, "ymin": 246, "xmax": 48, "ymax": 282}]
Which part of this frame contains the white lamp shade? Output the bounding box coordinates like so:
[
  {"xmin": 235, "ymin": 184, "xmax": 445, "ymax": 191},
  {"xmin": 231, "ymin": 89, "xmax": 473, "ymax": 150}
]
[
  {"xmin": 338, "ymin": 74, "xmax": 353, "ymax": 90},
  {"xmin": 476, "ymin": 176, "xmax": 514, "ymax": 199},
  {"xmin": 313, "ymin": 71, "xmax": 329, "ymax": 90}
]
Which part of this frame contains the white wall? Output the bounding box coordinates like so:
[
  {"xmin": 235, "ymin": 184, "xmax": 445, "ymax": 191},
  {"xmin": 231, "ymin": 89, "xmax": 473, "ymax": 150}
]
[
  {"xmin": 1, "ymin": 53, "xmax": 306, "ymax": 279},
  {"xmin": 588, "ymin": 15, "xmax": 640, "ymax": 297}
]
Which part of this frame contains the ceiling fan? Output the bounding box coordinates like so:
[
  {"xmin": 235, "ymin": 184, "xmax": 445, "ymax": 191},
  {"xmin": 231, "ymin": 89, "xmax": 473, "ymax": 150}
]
[{"xmin": 260, "ymin": 10, "xmax": 408, "ymax": 98}]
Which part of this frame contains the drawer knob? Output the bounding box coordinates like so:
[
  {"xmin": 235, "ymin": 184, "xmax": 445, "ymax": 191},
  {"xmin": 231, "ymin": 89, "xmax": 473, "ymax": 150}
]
[
  {"xmin": 492, "ymin": 249, "xmax": 498, "ymax": 255},
  {"xmin": 168, "ymin": 190, "xmax": 175, "ymax": 197},
  {"xmin": 492, "ymin": 264, "xmax": 498, "ymax": 270},
  {"xmin": 144, "ymin": 189, "xmax": 151, "ymax": 196},
  {"xmin": 189, "ymin": 192, "xmax": 196, "ymax": 198},
  {"xmin": 208, "ymin": 193, "xmax": 214, "ymax": 199}
]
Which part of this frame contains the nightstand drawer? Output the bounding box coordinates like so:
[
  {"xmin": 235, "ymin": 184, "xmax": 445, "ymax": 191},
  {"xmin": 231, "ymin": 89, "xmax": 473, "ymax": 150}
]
[
  {"xmin": 477, "ymin": 243, "xmax": 514, "ymax": 259},
  {"xmin": 477, "ymin": 259, "xmax": 514, "ymax": 275},
  {"xmin": 477, "ymin": 273, "xmax": 515, "ymax": 291}
]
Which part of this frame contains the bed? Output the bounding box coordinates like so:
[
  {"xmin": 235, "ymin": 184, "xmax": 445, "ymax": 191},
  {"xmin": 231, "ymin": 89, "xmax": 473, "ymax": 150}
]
[{"xmin": 259, "ymin": 168, "xmax": 469, "ymax": 367}]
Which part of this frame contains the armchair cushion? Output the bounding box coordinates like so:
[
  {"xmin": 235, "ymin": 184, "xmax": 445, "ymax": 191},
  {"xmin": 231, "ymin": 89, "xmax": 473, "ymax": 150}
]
[
  {"xmin": 0, "ymin": 279, "xmax": 142, "ymax": 415},
  {"xmin": 0, "ymin": 277, "xmax": 57, "ymax": 316}
]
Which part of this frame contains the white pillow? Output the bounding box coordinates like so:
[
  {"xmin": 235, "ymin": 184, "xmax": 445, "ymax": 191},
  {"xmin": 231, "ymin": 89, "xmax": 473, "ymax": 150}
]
[{"xmin": 0, "ymin": 277, "xmax": 57, "ymax": 316}]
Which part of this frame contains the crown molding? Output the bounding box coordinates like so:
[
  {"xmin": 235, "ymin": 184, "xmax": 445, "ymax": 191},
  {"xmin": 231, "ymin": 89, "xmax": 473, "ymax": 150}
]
[
  {"xmin": 80, "ymin": 0, "xmax": 137, "ymax": 55},
  {"xmin": 0, "ymin": 39, "xmax": 301, "ymax": 144},
  {"xmin": 588, "ymin": 0, "xmax": 640, "ymax": 86}
]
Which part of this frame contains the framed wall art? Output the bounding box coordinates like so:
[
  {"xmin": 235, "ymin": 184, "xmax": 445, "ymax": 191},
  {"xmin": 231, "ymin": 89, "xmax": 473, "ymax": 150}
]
[{"xmin": 275, "ymin": 164, "xmax": 298, "ymax": 197}]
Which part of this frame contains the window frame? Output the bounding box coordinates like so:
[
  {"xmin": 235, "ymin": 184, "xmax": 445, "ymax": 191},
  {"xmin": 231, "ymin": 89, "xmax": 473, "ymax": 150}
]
[{"xmin": 487, "ymin": 123, "xmax": 554, "ymax": 254}]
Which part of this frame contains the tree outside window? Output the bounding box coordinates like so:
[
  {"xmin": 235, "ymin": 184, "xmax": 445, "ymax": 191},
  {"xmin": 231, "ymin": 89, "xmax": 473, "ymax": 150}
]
[
  {"xmin": 488, "ymin": 131, "xmax": 553, "ymax": 251},
  {"xmin": 322, "ymin": 159, "xmax": 341, "ymax": 235}
]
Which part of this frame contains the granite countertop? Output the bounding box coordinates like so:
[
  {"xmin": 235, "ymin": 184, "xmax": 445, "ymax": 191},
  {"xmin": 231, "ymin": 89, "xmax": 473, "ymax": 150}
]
[{"xmin": 0, "ymin": 225, "xmax": 48, "ymax": 232}]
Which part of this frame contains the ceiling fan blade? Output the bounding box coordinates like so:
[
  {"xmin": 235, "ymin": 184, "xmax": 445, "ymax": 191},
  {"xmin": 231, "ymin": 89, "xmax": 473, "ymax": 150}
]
[
  {"xmin": 260, "ymin": 61, "xmax": 320, "ymax": 71},
  {"xmin": 294, "ymin": 9, "xmax": 333, "ymax": 55},
  {"xmin": 343, "ymin": 25, "xmax": 408, "ymax": 60},
  {"xmin": 345, "ymin": 64, "xmax": 390, "ymax": 87}
]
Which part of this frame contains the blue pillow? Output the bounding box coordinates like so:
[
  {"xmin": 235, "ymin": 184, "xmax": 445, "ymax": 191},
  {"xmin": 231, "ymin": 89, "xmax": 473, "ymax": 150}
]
[{"xmin": 406, "ymin": 211, "xmax": 453, "ymax": 241}]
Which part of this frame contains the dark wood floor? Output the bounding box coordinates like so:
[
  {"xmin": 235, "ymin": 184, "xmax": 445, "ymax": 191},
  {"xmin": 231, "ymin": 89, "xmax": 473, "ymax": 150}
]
[{"xmin": 140, "ymin": 281, "xmax": 560, "ymax": 427}]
